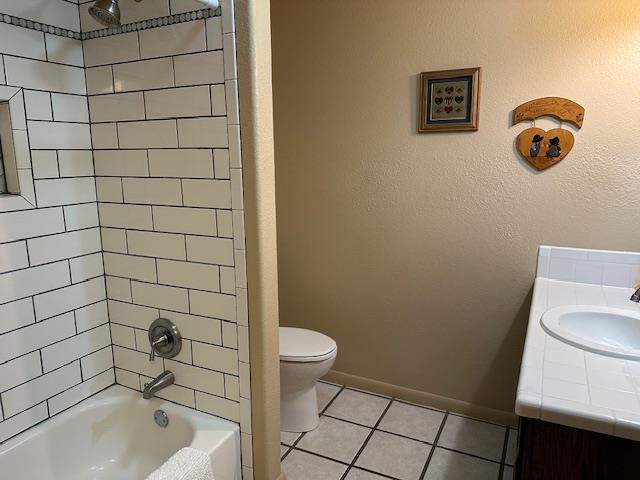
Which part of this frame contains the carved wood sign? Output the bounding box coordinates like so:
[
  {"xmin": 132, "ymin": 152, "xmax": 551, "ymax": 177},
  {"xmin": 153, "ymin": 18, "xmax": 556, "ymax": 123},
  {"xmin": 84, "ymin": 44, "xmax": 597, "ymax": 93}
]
[{"xmin": 513, "ymin": 97, "xmax": 585, "ymax": 171}]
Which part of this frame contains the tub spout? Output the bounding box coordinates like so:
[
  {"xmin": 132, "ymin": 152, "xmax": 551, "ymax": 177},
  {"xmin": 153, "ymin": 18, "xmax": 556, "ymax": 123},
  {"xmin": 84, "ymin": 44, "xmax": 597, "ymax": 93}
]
[{"xmin": 143, "ymin": 371, "xmax": 174, "ymax": 399}]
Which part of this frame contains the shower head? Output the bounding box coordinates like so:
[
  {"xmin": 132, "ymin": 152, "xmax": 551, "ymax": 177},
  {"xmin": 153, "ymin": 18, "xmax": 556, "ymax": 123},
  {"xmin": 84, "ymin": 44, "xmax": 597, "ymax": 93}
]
[{"xmin": 89, "ymin": 0, "xmax": 121, "ymax": 27}]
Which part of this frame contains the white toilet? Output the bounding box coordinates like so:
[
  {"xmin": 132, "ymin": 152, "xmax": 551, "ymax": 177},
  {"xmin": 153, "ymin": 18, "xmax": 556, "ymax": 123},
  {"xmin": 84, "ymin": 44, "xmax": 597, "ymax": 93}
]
[{"xmin": 279, "ymin": 327, "xmax": 338, "ymax": 432}]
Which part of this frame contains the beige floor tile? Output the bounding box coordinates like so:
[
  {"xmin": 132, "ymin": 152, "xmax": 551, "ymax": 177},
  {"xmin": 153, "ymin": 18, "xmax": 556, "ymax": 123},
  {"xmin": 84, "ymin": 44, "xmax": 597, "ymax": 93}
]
[
  {"xmin": 503, "ymin": 465, "xmax": 514, "ymax": 480},
  {"xmin": 281, "ymin": 430, "xmax": 302, "ymax": 446},
  {"xmin": 505, "ymin": 428, "xmax": 518, "ymax": 465},
  {"xmin": 355, "ymin": 431, "xmax": 430, "ymax": 480},
  {"xmin": 282, "ymin": 449, "xmax": 347, "ymax": 480},
  {"xmin": 297, "ymin": 416, "xmax": 371, "ymax": 463},
  {"xmin": 424, "ymin": 448, "xmax": 500, "ymax": 480},
  {"xmin": 438, "ymin": 415, "xmax": 506, "ymax": 462},
  {"xmin": 317, "ymin": 381, "xmax": 341, "ymax": 411},
  {"xmin": 378, "ymin": 401, "xmax": 445, "ymax": 443},
  {"xmin": 325, "ymin": 389, "xmax": 390, "ymax": 427},
  {"xmin": 345, "ymin": 467, "xmax": 390, "ymax": 479},
  {"xmin": 280, "ymin": 445, "xmax": 289, "ymax": 459}
]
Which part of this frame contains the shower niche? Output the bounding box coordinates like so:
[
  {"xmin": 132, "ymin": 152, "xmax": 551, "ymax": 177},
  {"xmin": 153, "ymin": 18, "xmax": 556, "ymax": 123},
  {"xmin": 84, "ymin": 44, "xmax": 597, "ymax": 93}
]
[{"xmin": 0, "ymin": 86, "xmax": 36, "ymax": 212}]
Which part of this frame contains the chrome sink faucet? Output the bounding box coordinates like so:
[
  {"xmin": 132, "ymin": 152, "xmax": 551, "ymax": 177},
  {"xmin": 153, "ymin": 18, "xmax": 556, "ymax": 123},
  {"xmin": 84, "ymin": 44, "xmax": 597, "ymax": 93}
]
[
  {"xmin": 143, "ymin": 371, "xmax": 175, "ymax": 399},
  {"xmin": 631, "ymin": 288, "xmax": 640, "ymax": 303}
]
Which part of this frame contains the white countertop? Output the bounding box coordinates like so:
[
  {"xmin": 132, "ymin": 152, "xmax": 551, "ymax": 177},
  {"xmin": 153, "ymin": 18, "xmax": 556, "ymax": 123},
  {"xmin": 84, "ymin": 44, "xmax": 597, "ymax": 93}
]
[{"xmin": 516, "ymin": 277, "xmax": 640, "ymax": 441}]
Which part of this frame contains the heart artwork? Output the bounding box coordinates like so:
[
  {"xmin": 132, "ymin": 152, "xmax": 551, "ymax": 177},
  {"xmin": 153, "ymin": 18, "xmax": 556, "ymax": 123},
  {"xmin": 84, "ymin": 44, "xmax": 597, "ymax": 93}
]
[
  {"xmin": 445, "ymin": 86, "xmax": 454, "ymax": 94},
  {"xmin": 444, "ymin": 106, "xmax": 453, "ymax": 113},
  {"xmin": 516, "ymin": 127, "xmax": 574, "ymax": 171},
  {"xmin": 454, "ymin": 96, "xmax": 464, "ymax": 104},
  {"xmin": 434, "ymin": 97, "xmax": 443, "ymax": 105}
]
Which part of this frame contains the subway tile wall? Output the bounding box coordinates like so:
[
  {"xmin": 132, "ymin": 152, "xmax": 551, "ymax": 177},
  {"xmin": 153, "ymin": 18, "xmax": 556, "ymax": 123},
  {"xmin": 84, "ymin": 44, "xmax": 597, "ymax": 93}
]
[
  {"xmin": 0, "ymin": 11, "xmax": 111, "ymax": 443},
  {"xmin": 0, "ymin": 0, "xmax": 81, "ymax": 32},
  {"xmin": 78, "ymin": 0, "xmax": 210, "ymax": 33},
  {"xmin": 0, "ymin": 1, "xmax": 253, "ymax": 478},
  {"xmin": 85, "ymin": 2, "xmax": 254, "ymax": 479}
]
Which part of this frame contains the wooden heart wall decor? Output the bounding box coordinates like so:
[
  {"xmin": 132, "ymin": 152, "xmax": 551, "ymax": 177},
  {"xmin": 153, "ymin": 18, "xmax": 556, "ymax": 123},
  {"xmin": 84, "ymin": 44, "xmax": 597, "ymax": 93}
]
[{"xmin": 513, "ymin": 97, "xmax": 585, "ymax": 171}]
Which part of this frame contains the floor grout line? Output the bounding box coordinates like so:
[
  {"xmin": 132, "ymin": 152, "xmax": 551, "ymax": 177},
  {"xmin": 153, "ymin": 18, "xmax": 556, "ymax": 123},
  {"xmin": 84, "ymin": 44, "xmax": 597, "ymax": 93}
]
[
  {"xmin": 280, "ymin": 386, "xmax": 345, "ymax": 459},
  {"xmin": 419, "ymin": 411, "xmax": 449, "ymax": 480},
  {"xmin": 282, "ymin": 383, "xmax": 513, "ymax": 480},
  {"xmin": 321, "ymin": 412, "xmax": 505, "ymax": 465},
  {"xmin": 320, "ymin": 384, "xmax": 346, "ymax": 415},
  {"xmin": 338, "ymin": 396, "xmax": 395, "ymax": 480},
  {"xmin": 280, "ymin": 445, "xmax": 292, "ymax": 461},
  {"xmin": 497, "ymin": 427, "xmax": 510, "ymax": 480}
]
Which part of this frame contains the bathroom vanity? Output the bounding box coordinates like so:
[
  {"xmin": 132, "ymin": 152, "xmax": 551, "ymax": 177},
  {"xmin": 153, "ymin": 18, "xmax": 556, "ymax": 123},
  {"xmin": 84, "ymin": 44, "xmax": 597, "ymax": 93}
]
[{"xmin": 515, "ymin": 246, "xmax": 640, "ymax": 479}]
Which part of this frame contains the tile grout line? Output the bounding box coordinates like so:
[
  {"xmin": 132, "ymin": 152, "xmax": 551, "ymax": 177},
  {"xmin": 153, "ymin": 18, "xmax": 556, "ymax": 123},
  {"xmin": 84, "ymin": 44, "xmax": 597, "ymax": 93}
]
[
  {"xmin": 497, "ymin": 427, "xmax": 510, "ymax": 480},
  {"xmin": 338, "ymin": 396, "xmax": 395, "ymax": 480},
  {"xmin": 419, "ymin": 411, "xmax": 449, "ymax": 480},
  {"xmin": 291, "ymin": 445, "xmax": 403, "ymax": 480},
  {"xmin": 320, "ymin": 384, "xmax": 346, "ymax": 415},
  {"xmin": 320, "ymin": 411, "xmax": 506, "ymax": 465},
  {"xmin": 281, "ymin": 384, "xmax": 344, "ymax": 462},
  {"xmin": 282, "ymin": 383, "xmax": 515, "ymax": 480}
]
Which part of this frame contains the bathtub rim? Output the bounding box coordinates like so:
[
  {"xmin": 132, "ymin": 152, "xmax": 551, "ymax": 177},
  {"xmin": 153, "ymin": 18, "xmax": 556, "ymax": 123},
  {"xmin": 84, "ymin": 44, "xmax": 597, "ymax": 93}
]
[{"xmin": 0, "ymin": 384, "xmax": 241, "ymax": 479}]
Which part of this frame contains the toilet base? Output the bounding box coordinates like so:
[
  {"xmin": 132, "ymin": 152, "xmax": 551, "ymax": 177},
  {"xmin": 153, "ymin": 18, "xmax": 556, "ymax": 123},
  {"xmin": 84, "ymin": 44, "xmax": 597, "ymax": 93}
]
[{"xmin": 281, "ymin": 382, "xmax": 320, "ymax": 433}]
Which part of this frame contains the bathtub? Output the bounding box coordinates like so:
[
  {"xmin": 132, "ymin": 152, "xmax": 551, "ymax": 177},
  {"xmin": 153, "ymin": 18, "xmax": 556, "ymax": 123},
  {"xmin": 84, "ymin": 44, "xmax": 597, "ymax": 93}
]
[{"xmin": 0, "ymin": 385, "xmax": 241, "ymax": 480}]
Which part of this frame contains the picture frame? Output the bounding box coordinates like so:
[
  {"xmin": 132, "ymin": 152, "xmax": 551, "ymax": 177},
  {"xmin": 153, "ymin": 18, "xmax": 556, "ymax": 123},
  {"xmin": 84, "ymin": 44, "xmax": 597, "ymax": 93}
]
[{"xmin": 418, "ymin": 67, "xmax": 481, "ymax": 133}]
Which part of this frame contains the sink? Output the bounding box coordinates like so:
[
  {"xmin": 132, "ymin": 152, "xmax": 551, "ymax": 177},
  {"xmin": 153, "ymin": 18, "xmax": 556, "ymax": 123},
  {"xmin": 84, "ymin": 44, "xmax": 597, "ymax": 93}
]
[{"xmin": 540, "ymin": 305, "xmax": 640, "ymax": 360}]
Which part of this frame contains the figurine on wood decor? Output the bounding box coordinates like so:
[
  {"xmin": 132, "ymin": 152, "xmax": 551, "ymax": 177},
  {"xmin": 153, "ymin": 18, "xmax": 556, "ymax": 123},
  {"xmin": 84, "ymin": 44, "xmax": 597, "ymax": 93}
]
[
  {"xmin": 513, "ymin": 97, "xmax": 585, "ymax": 171},
  {"xmin": 529, "ymin": 134, "xmax": 544, "ymax": 157}
]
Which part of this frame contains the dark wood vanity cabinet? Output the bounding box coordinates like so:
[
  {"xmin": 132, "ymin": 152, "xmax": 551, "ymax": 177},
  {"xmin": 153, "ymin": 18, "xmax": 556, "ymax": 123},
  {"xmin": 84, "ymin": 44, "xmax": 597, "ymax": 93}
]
[{"xmin": 515, "ymin": 418, "xmax": 640, "ymax": 479}]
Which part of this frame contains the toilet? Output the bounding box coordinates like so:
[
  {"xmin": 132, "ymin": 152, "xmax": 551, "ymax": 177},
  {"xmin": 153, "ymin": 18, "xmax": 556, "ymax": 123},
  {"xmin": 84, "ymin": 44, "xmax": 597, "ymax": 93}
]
[{"xmin": 279, "ymin": 327, "xmax": 338, "ymax": 432}]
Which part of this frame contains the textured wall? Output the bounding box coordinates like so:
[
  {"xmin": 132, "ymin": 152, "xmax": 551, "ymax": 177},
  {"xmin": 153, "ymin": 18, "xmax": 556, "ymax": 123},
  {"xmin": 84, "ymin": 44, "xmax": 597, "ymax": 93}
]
[
  {"xmin": 271, "ymin": 0, "xmax": 640, "ymax": 413},
  {"xmin": 236, "ymin": 0, "xmax": 283, "ymax": 477}
]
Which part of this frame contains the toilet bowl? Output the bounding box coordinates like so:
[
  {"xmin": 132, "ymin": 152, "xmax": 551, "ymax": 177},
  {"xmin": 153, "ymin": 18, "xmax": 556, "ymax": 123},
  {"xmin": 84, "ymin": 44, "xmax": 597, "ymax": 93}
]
[{"xmin": 280, "ymin": 327, "xmax": 337, "ymax": 432}]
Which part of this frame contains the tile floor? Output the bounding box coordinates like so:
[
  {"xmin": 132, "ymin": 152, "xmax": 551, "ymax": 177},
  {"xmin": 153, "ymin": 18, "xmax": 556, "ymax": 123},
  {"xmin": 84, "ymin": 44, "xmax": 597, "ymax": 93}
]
[{"xmin": 281, "ymin": 382, "xmax": 518, "ymax": 480}]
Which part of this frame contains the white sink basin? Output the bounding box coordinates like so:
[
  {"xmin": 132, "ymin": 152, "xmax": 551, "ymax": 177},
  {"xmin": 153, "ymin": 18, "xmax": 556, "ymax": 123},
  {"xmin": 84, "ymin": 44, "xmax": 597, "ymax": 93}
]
[{"xmin": 541, "ymin": 305, "xmax": 640, "ymax": 360}]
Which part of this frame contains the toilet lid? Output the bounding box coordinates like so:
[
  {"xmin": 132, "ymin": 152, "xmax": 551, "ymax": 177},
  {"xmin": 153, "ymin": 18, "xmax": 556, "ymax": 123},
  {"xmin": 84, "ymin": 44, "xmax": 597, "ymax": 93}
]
[{"xmin": 280, "ymin": 327, "xmax": 337, "ymax": 362}]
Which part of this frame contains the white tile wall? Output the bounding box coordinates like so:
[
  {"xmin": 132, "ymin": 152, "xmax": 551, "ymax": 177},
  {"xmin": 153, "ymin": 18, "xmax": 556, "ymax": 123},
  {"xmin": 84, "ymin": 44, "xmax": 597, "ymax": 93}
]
[
  {"xmin": 87, "ymin": 8, "xmax": 251, "ymax": 472},
  {"xmin": 86, "ymin": 66, "xmax": 114, "ymax": 95},
  {"xmin": 0, "ymin": 2, "xmax": 109, "ymax": 444},
  {"xmin": 145, "ymin": 86, "xmax": 212, "ymax": 119},
  {"xmin": 0, "ymin": 3, "xmax": 253, "ymax": 475},
  {"xmin": 0, "ymin": 23, "xmax": 47, "ymax": 60},
  {"xmin": 113, "ymin": 58, "xmax": 174, "ymax": 92},
  {"xmin": 5, "ymin": 57, "xmax": 86, "ymax": 95},
  {"xmin": 139, "ymin": 21, "xmax": 207, "ymax": 59},
  {"xmin": 45, "ymin": 34, "xmax": 84, "ymax": 67},
  {"xmin": 89, "ymin": 92, "xmax": 146, "ymax": 123},
  {"xmin": 174, "ymin": 51, "xmax": 225, "ymax": 86},
  {"xmin": 84, "ymin": 32, "xmax": 140, "ymax": 67}
]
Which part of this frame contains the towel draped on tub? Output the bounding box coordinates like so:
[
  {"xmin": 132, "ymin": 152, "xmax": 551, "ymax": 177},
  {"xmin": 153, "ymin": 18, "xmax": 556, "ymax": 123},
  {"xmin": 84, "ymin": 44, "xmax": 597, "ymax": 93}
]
[{"xmin": 146, "ymin": 447, "xmax": 215, "ymax": 480}]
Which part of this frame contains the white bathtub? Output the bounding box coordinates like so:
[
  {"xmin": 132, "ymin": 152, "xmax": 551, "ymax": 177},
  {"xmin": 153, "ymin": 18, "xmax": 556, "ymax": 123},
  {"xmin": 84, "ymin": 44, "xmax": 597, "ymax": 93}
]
[{"xmin": 0, "ymin": 385, "xmax": 241, "ymax": 480}]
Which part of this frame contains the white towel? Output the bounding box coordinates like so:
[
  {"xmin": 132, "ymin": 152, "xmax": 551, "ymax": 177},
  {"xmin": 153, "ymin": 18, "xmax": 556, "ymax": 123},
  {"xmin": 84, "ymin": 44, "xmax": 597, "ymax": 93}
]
[{"xmin": 146, "ymin": 447, "xmax": 214, "ymax": 480}]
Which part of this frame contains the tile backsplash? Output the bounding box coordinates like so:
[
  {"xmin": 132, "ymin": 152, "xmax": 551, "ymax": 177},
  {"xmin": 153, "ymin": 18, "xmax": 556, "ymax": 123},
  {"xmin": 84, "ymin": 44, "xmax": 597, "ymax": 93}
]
[
  {"xmin": 0, "ymin": 1, "xmax": 253, "ymax": 478},
  {"xmin": 537, "ymin": 246, "xmax": 640, "ymax": 288}
]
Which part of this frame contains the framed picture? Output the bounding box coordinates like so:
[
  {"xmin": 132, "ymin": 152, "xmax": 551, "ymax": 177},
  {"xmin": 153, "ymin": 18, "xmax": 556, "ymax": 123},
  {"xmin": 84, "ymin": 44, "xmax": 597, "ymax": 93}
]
[{"xmin": 418, "ymin": 67, "xmax": 481, "ymax": 133}]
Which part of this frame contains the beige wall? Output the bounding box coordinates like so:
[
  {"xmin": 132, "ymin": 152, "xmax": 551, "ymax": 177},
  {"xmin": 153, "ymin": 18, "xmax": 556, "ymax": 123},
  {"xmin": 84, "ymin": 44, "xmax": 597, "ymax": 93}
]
[
  {"xmin": 236, "ymin": 0, "xmax": 283, "ymax": 478},
  {"xmin": 271, "ymin": 0, "xmax": 640, "ymax": 413}
]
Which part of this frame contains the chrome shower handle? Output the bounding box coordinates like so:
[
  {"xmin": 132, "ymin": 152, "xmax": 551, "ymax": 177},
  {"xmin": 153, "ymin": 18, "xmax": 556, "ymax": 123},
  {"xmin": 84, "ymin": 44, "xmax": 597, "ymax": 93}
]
[
  {"xmin": 147, "ymin": 318, "xmax": 182, "ymax": 362},
  {"xmin": 149, "ymin": 334, "xmax": 169, "ymax": 361}
]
